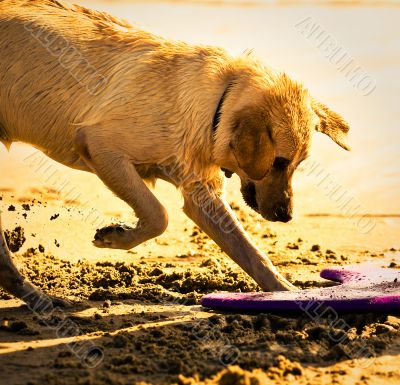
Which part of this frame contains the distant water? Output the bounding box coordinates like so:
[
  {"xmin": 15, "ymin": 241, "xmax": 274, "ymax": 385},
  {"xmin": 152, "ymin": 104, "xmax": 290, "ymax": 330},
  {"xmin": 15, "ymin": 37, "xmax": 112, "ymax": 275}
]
[{"xmin": 88, "ymin": 0, "xmax": 400, "ymax": 7}]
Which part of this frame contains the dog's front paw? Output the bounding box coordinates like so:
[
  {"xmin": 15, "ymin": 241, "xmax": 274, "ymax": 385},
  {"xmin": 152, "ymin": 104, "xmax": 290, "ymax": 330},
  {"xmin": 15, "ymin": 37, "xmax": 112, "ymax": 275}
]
[
  {"xmin": 93, "ymin": 224, "xmax": 135, "ymax": 250},
  {"xmin": 273, "ymin": 280, "xmax": 298, "ymax": 292},
  {"xmin": 260, "ymin": 277, "xmax": 297, "ymax": 292},
  {"xmin": 280, "ymin": 282, "xmax": 298, "ymax": 291}
]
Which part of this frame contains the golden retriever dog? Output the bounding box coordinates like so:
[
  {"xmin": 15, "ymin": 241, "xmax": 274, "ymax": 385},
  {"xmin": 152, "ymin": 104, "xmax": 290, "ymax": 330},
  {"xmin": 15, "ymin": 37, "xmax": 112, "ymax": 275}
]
[{"xmin": 0, "ymin": 0, "xmax": 350, "ymax": 310}]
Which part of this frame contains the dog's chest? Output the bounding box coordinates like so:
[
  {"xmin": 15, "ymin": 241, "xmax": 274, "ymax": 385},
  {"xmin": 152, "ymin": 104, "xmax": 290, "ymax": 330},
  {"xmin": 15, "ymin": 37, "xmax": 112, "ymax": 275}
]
[{"xmin": 135, "ymin": 163, "xmax": 184, "ymax": 186}]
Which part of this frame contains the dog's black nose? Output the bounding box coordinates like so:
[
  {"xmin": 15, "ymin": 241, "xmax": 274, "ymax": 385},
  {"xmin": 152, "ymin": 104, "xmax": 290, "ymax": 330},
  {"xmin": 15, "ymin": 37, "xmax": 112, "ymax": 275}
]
[{"xmin": 274, "ymin": 206, "xmax": 292, "ymax": 223}]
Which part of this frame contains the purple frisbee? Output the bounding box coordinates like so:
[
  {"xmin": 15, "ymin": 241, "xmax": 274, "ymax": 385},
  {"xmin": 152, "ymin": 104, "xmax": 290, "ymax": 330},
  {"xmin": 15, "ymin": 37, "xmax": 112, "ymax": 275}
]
[{"xmin": 201, "ymin": 266, "xmax": 400, "ymax": 313}]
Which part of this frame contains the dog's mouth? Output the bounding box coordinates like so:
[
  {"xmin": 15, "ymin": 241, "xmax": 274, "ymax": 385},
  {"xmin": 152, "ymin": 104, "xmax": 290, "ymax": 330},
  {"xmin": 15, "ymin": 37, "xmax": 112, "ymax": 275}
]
[{"xmin": 240, "ymin": 181, "xmax": 259, "ymax": 212}]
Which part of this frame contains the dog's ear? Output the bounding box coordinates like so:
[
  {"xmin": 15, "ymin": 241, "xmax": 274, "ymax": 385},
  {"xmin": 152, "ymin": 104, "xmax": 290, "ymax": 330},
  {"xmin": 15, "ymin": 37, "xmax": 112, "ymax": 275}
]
[
  {"xmin": 312, "ymin": 99, "xmax": 351, "ymax": 151},
  {"xmin": 230, "ymin": 108, "xmax": 275, "ymax": 180}
]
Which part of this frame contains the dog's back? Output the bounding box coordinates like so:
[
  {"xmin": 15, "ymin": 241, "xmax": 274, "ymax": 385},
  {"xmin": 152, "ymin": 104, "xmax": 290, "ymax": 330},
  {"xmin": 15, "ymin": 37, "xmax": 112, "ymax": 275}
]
[
  {"xmin": 0, "ymin": 0, "xmax": 134, "ymax": 30},
  {"xmin": 0, "ymin": 0, "xmax": 232, "ymax": 173}
]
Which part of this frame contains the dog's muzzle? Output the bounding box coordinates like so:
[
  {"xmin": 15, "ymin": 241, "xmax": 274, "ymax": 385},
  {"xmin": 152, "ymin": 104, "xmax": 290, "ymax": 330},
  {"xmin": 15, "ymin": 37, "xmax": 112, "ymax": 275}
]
[
  {"xmin": 270, "ymin": 204, "xmax": 292, "ymax": 222},
  {"xmin": 240, "ymin": 181, "xmax": 259, "ymax": 212},
  {"xmin": 241, "ymin": 181, "xmax": 293, "ymax": 223}
]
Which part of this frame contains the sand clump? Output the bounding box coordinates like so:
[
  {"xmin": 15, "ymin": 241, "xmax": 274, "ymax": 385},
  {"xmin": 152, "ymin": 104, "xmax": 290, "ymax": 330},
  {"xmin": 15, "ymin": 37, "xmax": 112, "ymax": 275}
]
[
  {"xmin": 178, "ymin": 356, "xmax": 303, "ymax": 385},
  {"xmin": 4, "ymin": 226, "xmax": 26, "ymax": 252},
  {"xmin": 10, "ymin": 248, "xmax": 257, "ymax": 305}
]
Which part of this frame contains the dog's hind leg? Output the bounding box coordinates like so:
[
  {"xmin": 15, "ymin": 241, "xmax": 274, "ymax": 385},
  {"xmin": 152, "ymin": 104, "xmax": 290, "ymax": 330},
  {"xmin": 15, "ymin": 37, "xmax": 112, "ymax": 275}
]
[
  {"xmin": 75, "ymin": 129, "xmax": 168, "ymax": 250},
  {"xmin": 0, "ymin": 212, "xmax": 69, "ymax": 311}
]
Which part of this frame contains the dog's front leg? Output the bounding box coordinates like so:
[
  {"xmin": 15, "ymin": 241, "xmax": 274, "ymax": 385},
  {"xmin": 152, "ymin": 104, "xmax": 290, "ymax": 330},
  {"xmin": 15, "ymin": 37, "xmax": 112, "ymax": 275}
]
[
  {"xmin": 183, "ymin": 186, "xmax": 296, "ymax": 291},
  {"xmin": 75, "ymin": 129, "xmax": 168, "ymax": 250}
]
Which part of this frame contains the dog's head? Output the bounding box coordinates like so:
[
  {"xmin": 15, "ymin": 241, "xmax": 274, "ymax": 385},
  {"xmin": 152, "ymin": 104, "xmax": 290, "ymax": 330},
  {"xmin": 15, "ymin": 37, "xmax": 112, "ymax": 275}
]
[{"xmin": 213, "ymin": 72, "xmax": 350, "ymax": 222}]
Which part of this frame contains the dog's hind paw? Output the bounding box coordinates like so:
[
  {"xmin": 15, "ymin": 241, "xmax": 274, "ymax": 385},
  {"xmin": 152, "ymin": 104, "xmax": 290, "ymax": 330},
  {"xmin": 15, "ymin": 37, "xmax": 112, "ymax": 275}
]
[
  {"xmin": 93, "ymin": 224, "xmax": 136, "ymax": 250},
  {"xmin": 20, "ymin": 282, "xmax": 72, "ymax": 313}
]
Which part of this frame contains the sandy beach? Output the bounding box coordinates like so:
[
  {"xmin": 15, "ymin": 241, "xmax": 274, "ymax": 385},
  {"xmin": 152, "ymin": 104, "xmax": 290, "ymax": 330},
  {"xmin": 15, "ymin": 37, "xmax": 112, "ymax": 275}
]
[{"xmin": 0, "ymin": 1, "xmax": 399, "ymax": 384}]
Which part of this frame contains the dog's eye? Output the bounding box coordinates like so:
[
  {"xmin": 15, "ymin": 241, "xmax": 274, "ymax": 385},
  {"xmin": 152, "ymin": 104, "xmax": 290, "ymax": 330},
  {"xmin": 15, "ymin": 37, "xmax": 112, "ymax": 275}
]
[
  {"xmin": 273, "ymin": 157, "xmax": 290, "ymax": 170},
  {"xmin": 266, "ymin": 124, "xmax": 273, "ymax": 140}
]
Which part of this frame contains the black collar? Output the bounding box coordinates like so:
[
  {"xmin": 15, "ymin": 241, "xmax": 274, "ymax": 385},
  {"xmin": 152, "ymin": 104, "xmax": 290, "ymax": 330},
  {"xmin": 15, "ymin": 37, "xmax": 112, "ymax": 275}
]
[
  {"xmin": 212, "ymin": 84, "xmax": 234, "ymax": 178},
  {"xmin": 212, "ymin": 84, "xmax": 231, "ymax": 133}
]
